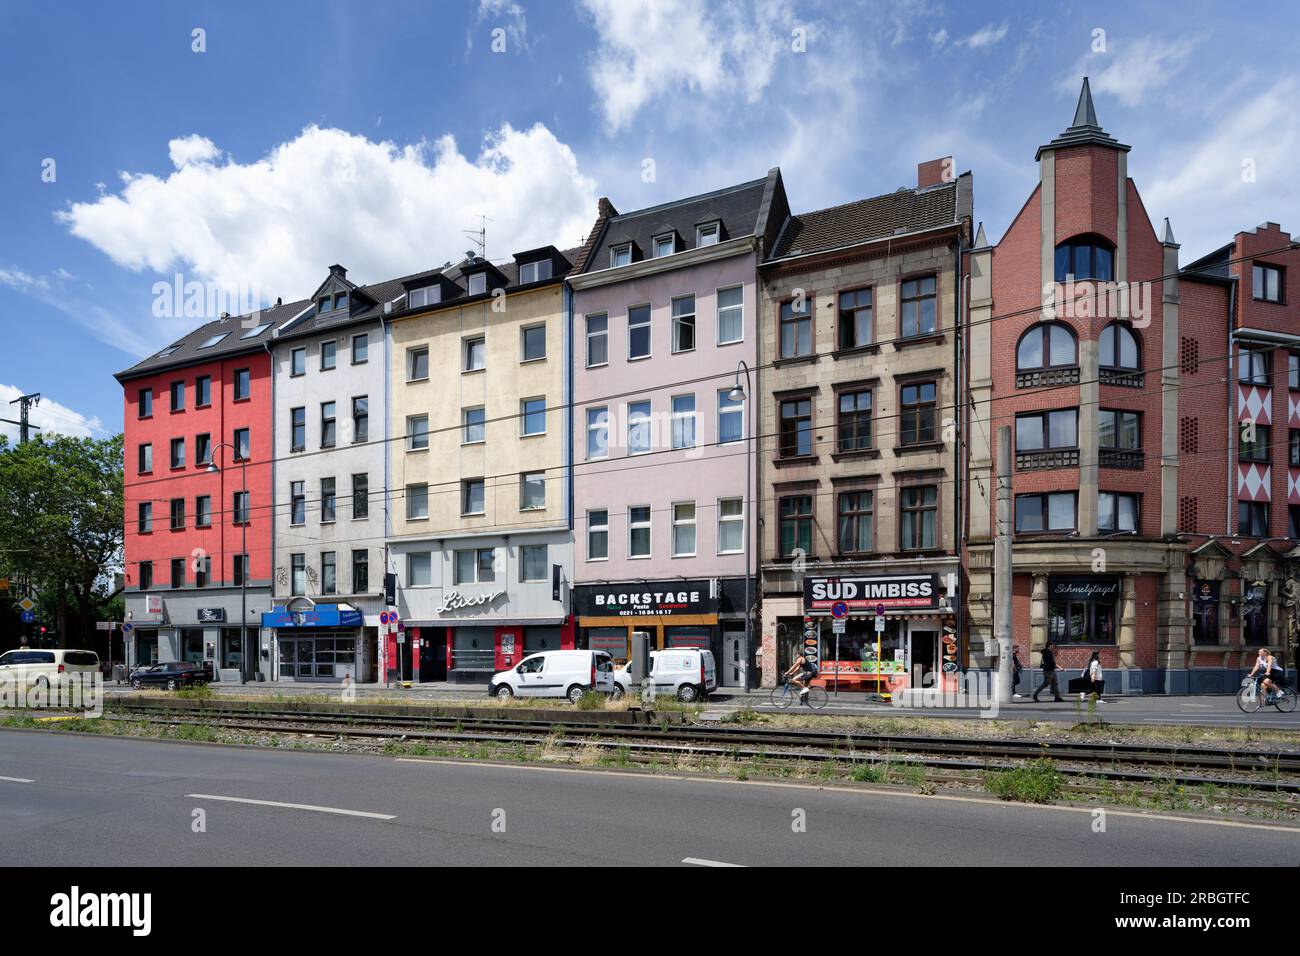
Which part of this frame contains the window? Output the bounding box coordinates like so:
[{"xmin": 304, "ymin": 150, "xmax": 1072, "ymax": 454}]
[
  {"xmin": 195, "ymin": 495, "xmax": 211, "ymax": 528},
  {"xmin": 666, "ymin": 502, "xmax": 697, "ymax": 557},
  {"xmin": 1098, "ymin": 492, "xmax": 1139, "ymax": 533},
  {"xmin": 671, "ymin": 394, "xmax": 696, "ymax": 449},
  {"xmin": 138, "ymin": 502, "xmax": 152, "ymax": 534},
  {"xmin": 170, "ymin": 380, "xmax": 184, "ymax": 411},
  {"xmin": 1290, "ymin": 354, "xmax": 1300, "ymax": 390},
  {"xmin": 467, "ymin": 272, "xmax": 487, "ymax": 296},
  {"xmin": 611, "ymin": 244, "xmax": 632, "ymax": 268},
  {"xmin": 462, "ymin": 407, "xmax": 485, "ymax": 444},
  {"xmin": 291, "ymin": 554, "xmax": 306, "ymax": 596},
  {"xmin": 1099, "ymin": 323, "xmax": 1140, "ymax": 370},
  {"xmin": 407, "ymin": 483, "xmax": 429, "ymax": 520},
  {"xmin": 462, "ymin": 479, "xmax": 485, "ymax": 515},
  {"xmin": 717, "ymin": 286, "xmax": 743, "ymax": 344},
  {"xmin": 629, "ymin": 506, "xmax": 652, "ymax": 557},
  {"xmin": 335, "ymin": 292, "xmax": 350, "ymax": 312},
  {"xmin": 837, "ymin": 390, "xmax": 872, "ymax": 452},
  {"xmin": 1192, "ymin": 580, "xmax": 1220, "ymax": 644},
  {"xmin": 352, "ymin": 474, "xmax": 368, "ymax": 520},
  {"xmin": 233, "ymin": 428, "xmax": 249, "ymax": 462},
  {"xmin": 352, "ymin": 551, "xmax": 369, "ymax": 593},
  {"xmin": 900, "ymin": 276, "xmax": 938, "ymax": 337},
  {"xmin": 779, "ymin": 397, "xmax": 813, "ymax": 458},
  {"xmin": 521, "ymin": 324, "xmax": 546, "ymax": 362},
  {"xmin": 1015, "ymin": 409, "xmax": 1078, "ymax": 451},
  {"xmin": 1242, "ymin": 580, "xmax": 1269, "ymax": 644},
  {"xmin": 194, "ymin": 553, "xmax": 209, "ymax": 587},
  {"xmin": 1099, "ymin": 410, "xmax": 1140, "ymax": 450},
  {"xmin": 519, "ymin": 259, "xmax": 552, "ymax": 283},
  {"xmin": 717, "ymin": 498, "xmax": 744, "ymax": 554},
  {"xmin": 653, "ymin": 234, "xmax": 675, "ymax": 258},
  {"xmin": 138, "ymin": 388, "xmax": 153, "ymax": 418},
  {"xmin": 478, "ymin": 549, "xmax": 496, "ymax": 582},
  {"xmin": 234, "ymin": 368, "xmax": 250, "ymax": 400},
  {"xmin": 408, "ymin": 414, "xmax": 430, "ymax": 451},
  {"xmin": 586, "ymin": 314, "xmax": 608, "ymax": 367},
  {"xmin": 170, "ymin": 498, "xmax": 185, "ymax": 530},
  {"xmin": 520, "ymin": 544, "xmax": 548, "ymax": 582},
  {"xmin": 627, "ymin": 401, "xmax": 652, "ymax": 455},
  {"xmin": 520, "ymin": 471, "xmax": 546, "ymax": 510},
  {"xmin": 233, "ymin": 490, "xmax": 249, "ymax": 525},
  {"xmin": 321, "ymin": 477, "xmax": 336, "ymax": 523},
  {"xmin": 452, "ymin": 550, "xmax": 479, "ymax": 585},
  {"xmin": 671, "ymin": 295, "xmax": 696, "ymax": 352},
  {"xmin": 170, "ymin": 437, "xmax": 185, "ymax": 469},
  {"xmin": 195, "ymin": 433, "xmax": 212, "ymax": 466},
  {"xmin": 779, "ymin": 496, "xmax": 813, "ymax": 558},
  {"xmin": 232, "ymin": 554, "xmax": 248, "ymax": 587},
  {"xmin": 1054, "ymin": 236, "xmax": 1114, "ymax": 282},
  {"xmin": 899, "ymin": 485, "xmax": 938, "ymax": 550},
  {"xmin": 240, "ymin": 323, "xmax": 270, "ymax": 340},
  {"xmin": 408, "ymin": 285, "xmax": 440, "ymax": 309},
  {"xmin": 290, "ymin": 482, "xmax": 305, "ymax": 525},
  {"xmin": 321, "ymin": 553, "xmax": 336, "ymax": 595},
  {"xmin": 1291, "ymin": 505, "xmax": 1300, "ymax": 539},
  {"xmin": 1238, "ymin": 347, "xmax": 1270, "ymax": 385},
  {"xmin": 320, "ymin": 340, "xmax": 336, "ymax": 370},
  {"xmin": 1016, "ymin": 322, "xmax": 1078, "ymax": 370},
  {"xmin": 352, "ymin": 334, "xmax": 368, "ymax": 364},
  {"xmin": 139, "ymin": 561, "xmax": 153, "ymax": 590},
  {"xmin": 464, "ymin": 336, "xmax": 486, "ymax": 371},
  {"xmin": 899, "ymin": 381, "xmax": 937, "ymax": 446},
  {"xmin": 1253, "ymin": 263, "xmax": 1283, "ymax": 303},
  {"xmin": 588, "ymin": 509, "xmax": 608, "ymax": 560},
  {"xmin": 171, "ymin": 558, "xmax": 186, "ymax": 589},
  {"xmin": 718, "ymin": 390, "xmax": 743, "ymax": 445},
  {"xmin": 1048, "ymin": 575, "xmax": 1118, "ymax": 644},
  {"xmin": 317, "ymin": 297, "xmax": 330, "ymax": 315},
  {"xmin": 408, "ymin": 346, "xmax": 429, "ymax": 381},
  {"xmin": 696, "ymin": 222, "xmax": 719, "ymax": 246},
  {"xmin": 1015, "ymin": 492, "xmax": 1077, "ymax": 532},
  {"xmin": 1239, "ymin": 424, "xmax": 1271, "ymax": 462},
  {"xmin": 521, "ymin": 397, "xmax": 546, "ymax": 436},
  {"xmin": 838, "ymin": 288, "xmax": 873, "ymax": 349},
  {"xmin": 838, "ymin": 490, "xmax": 873, "ymax": 554},
  {"xmin": 291, "ymin": 348, "xmax": 306, "ymax": 377},
  {"xmin": 779, "ymin": 298, "xmax": 812, "ymax": 358},
  {"xmin": 138, "ymin": 443, "xmax": 153, "ymax": 473},
  {"xmin": 1239, "ymin": 501, "xmax": 1269, "ymax": 537},
  {"xmin": 352, "ymin": 396, "xmax": 368, "ymax": 443},
  {"xmin": 195, "ymin": 375, "xmax": 211, "ymax": 407},
  {"xmin": 320, "ymin": 402, "xmax": 336, "ymax": 448},
  {"xmin": 1291, "ymin": 430, "xmax": 1300, "ymax": 467},
  {"xmin": 586, "ymin": 407, "xmax": 609, "ymax": 459},
  {"xmin": 628, "ymin": 304, "xmax": 651, "ymax": 359},
  {"xmin": 409, "ymin": 553, "xmax": 433, "ymax": 587},
  {"xmin": 290, "ymin": 407, "xmax": 306, "ymax": 452}
]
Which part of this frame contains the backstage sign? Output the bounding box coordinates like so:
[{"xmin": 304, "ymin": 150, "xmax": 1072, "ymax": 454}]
[
  {"xmin": 804, "ymin": 574, "xmax": 941, "ymax": 612},
  {"xmin": 575, "ymin": 581, "xmax": 717, "ymax": 618}
]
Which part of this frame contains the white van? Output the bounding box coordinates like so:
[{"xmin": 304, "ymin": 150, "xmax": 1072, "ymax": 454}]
[
  {"xmin": 0, "ymin": 648, "xmax": 100, "ymax": 690},
  {"xmin": 489, "ymin": 649, "xmax": 616, "ymax": 703},
  {"xmin": 614, "ymin": 648, "xmax": 717, "ymax": 702}
]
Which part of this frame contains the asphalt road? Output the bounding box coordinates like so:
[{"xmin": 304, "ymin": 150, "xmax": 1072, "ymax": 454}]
[{"xmin": 2, "ymin": 729, "xmax": 1297, "ymax": 866}]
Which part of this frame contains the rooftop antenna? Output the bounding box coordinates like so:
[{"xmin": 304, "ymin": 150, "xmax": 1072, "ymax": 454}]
[
  {"xmin": 462, "ymin": 213, "xmax": 493, "ymax": 260},
  {"xmin": 1, "ymin": 392, "xmax": 41, "ymax": 444}
]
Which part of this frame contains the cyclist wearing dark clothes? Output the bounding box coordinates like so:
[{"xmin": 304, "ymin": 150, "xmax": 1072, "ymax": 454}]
[{"xmin": 784, "ymin": 651, "xmax": 818, "ymax": 697}]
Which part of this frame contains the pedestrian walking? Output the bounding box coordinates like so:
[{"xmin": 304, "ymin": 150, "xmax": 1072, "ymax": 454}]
[
  {"xmin": 1011, "ymin": 648, "xmax": 1024, "ymax": 699},
  {"xmin": 1080, "ymin": 651, "xmax": 1104, "ymax": 703},
  {"xmin": 1033, "ymin": 642, "xmax": 1063, "ymax": 702}
]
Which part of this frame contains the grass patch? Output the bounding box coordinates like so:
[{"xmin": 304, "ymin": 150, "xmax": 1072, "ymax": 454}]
[
  {"xmin": 175, "ymin": 684, "xmax": 214, "ymax": 700},
  {"xmin": 984, "ymin": 758, "xmax": 1064, "ymax": 804},
  {"xmin": 850, "ymin": 762, "xmax": 886, "ymax": 783},
  {"xmin": 575, "ymin": 691, "xmax": 606, "ymax": 711}
]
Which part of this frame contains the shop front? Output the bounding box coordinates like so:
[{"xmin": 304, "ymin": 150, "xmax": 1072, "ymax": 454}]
[
  {"xmin": 262, "ymin": 600, "xmax": 376, "ymax": 683},
  {"xmin": 124, "ymin": 588, "xmax": 271, "ymax": 679},
  {"xmin": 573, "ymin": 579, "xmax": 726, "ymax": 664}
]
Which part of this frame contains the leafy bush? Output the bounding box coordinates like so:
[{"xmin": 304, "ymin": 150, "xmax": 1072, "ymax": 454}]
[{"xmin": 984, "ymin": 758, "xmax": 1064, "ymax": 803}]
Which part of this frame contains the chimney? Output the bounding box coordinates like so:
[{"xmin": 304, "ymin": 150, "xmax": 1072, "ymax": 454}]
[
  {"xmin": 917, "ymin": 157, "xmax": 953, "ymax": 188},
  {"xmin": 328, "ymin": 264, "xmax": 347, "ymax": 279}
]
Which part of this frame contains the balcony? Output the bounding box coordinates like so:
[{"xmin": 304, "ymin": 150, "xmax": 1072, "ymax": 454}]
[
  {"xmin": 1016, "ymin": 366, "xmax": 1079, "ymax": 389},
  {"xmin": 1099, "ymin": 448, "xmax": 1144, "ymax": 470},
  {"xmin": 1016, "ymin": 448, "xmax": 1080, "ymax": 471}
]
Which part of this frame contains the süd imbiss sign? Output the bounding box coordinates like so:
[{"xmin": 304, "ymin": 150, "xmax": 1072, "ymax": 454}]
[{"xmin": 804, "ymin": 574, "xmax": 941, "ymax": 612}]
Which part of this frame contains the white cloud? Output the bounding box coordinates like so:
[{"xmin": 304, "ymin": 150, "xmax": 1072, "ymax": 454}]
[
  {"xmin": 472, "ymin": 0, "xmax": 529, "ymax": 55},
  {"xmin": 56, "ymin": 123, "xmax": 598, "ymax": 315},
  {"xmin": 928, "ymin": 27, "xmax": 948, "ymax": 48},
  {"xmin": 1061, "ymin": 35, "xmax": 1199, "ymax": 108},
  {"xmin": 0, "ymin": 264, "xmax": 157, "ymax": 356},
  {"xmin": 168, "ymin": 134, "xmax": 221, "ymax": 168},
  {"xmin": 958, "ymin": 22, "xmax": 1008, "ymax": 50},
  {"xmin": 0, "ymin": 384, "xmax": 104, "ymax": 442}
]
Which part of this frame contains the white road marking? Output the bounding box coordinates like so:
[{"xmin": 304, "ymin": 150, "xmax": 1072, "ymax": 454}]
[
  {"xmin": 186, "ymin": 793, "xmax": 395, "ymax": 820},
  {"xmin": 683, "ymin": 857, "xmax": 744, "ymax": 867},
  {"xmin": 0, "ymin": 775, "xmax": 35, "ymax": 784}
]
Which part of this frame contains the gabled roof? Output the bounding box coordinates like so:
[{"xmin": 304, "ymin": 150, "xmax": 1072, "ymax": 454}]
[{"xmin": 1036, "ymin": 77, "xmax": 1130, "ymax": 160}]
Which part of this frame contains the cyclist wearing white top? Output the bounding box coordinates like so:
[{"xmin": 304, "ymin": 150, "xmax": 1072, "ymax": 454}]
[{"xmin": 1247, "ymin": 647, "xmax": 1283, "ymax": 700}]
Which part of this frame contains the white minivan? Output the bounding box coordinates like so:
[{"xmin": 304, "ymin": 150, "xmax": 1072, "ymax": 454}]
[
  {"xmin": 614, "ymin": 648, "xmax": 717, "ymax": 702},
  {"xmin": 489, "ymin": 649, "xmax": 616, "ymax": 703},
  {"xmin": 0, "ymin": 648, "xmax": 100, "ymax": 690}
]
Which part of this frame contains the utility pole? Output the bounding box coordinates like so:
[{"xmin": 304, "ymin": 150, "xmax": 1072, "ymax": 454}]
[
  {"xmin": 1, "ymin": 392, "xmax": 41, "ymax": 444},
  {"xmin": 994, "ymin": 426, "xmax": 1014, "ymax": 703}
]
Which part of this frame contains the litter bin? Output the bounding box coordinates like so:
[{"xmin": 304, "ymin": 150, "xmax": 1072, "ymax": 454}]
[{"xmin": 112, "ymin": 663, "xmax": 128, "ymax": 685}]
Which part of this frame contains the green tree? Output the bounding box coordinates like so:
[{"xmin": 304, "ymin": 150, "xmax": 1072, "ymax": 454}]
[{"xmin": 0, "ymin": 433, "xmax": 124, "ymax": 647}]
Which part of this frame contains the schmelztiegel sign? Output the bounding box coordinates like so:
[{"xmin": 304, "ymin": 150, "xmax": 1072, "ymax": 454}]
[
  {"xmin": 575, "ymin": 580, "xmax": 717, "ymax": 617},
  {"xmin": 803, "ymin": 574, "xmax": 942, "ymax": 612}
]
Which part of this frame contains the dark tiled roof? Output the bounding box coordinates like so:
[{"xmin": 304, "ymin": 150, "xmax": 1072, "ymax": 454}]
[
  {"xmin": 1182, "ymin": 243, "xmax": 1234, "ymax": 282},
  {"xmin": 769, "ymin": 180, "xmax": 963, "ymax": 260}
]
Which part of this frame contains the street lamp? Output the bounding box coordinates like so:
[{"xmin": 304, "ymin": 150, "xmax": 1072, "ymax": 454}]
[
  {"xmin": 729, "ymin": 361, "xmax": 754, "ymax": 691},
  {"xmin": 207, "ymin": 441, "xmax": 250, "ymax": 683}
]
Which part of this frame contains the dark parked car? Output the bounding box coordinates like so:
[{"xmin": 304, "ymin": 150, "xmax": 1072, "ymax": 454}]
[{"xmin": 130, "ymin": 661, "xmax": 211, "ymax": 691}]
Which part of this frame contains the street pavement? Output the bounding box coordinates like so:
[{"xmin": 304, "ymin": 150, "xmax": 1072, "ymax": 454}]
[{"xmin": 2, "ymin": 729, "xmax": 1296, "ymax": 866}]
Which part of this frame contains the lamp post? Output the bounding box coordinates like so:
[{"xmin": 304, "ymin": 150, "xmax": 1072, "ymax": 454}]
[
  {"xmin": 207, "ymin": 441, "xmax": 250, "ymax": 683},
  {"xmin": 728, "ymin": 361, "xmax": 754, "ymax": 691}
]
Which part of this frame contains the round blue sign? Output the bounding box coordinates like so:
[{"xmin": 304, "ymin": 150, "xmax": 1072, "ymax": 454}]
[
  {"xmin": 830, "ymin": 601, "xmax": 849, "ymax": 619},
  {"xmin": 20, "ymin": 611, "xmax": 35, "ymax": 623}
]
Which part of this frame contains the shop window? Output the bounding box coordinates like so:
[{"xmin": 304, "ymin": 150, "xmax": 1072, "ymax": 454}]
[
  {"xmin": 1047, "ymin": 576, "xmax": 1118, "ymax": 644},
  {"xmin": 1239, "ymin": 501, "xmax": 1269, "ymax": 537},
  {"xmin": 779, "ymin": 495, "xmax": 814, "ymax": 558},
  {"xmin": 1242, "ymin": 581, "xmax": 1269, "ymax": 644},
  {"xmin": 1191, "ymin": 580, "xmax": 1220, "ymax": 644}
]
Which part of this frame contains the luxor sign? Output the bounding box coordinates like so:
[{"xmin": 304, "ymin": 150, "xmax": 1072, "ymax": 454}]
[{"xmin": 804, "ymin": 574, "xmax": 941, "ymax": 612}]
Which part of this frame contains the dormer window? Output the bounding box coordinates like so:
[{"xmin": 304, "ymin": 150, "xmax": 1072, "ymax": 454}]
[
  {"xmin": 519, "ymin": 259, "xmax": 553, "ymax": 284},
  {"xmin": 333, "ymin": 292, "xmax": 348, "ymax": 311},
  {"xmin": 468, "ymin": 272, "xmax": 487, "ymax": 296},
  {"xmin": 696, "ymin": 222, "xmax": 720, "ymax": 247},
  {"xmin": 318, "ymin": 297, "xmax": 331, "ymax": 314},
  {"xmin": 653, "ymin": 234, "xmax": 675, "ymax": 258},
  {"xmin": 408, "ymin": 285, "xmax": 441, "ymax": 309},
  {"xmin": 611, "ymin": 244, "xmax": 632, "ymax": 268}
]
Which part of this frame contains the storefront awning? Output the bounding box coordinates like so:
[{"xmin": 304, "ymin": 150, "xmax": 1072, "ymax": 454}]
[{"xmin": 263, "ymin": 604, "xmax": 364, "ymax": 628}]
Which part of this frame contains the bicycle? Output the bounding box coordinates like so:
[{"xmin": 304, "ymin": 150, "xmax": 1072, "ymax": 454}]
[
  {"xmin": 770, "ymin": 676, "xmax": 827, "ymax": 709},
  {"xmin": 1236, "ymin": 676, "xmax": 1297, "ymax": 714}
]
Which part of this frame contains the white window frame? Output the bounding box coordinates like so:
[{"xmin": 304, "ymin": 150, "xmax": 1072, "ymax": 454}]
[
  {"xmin": 653, "ymin": 234, "xmax": 675, "ymax": 258},
  {"xmin": 520, "ymin": 471, "xmax": 546, "ymax": 511},
  {"xmin": 585, "ymin": 313, "xmax": 608, "ymax": 368},
  {"xmin": 407, "ymin": 414, "xmax": 429, "ymax": 451},
  {"xmin": 628, "ymin": 304, "xmax": 651, "ymax": 360},
  {"xmin": 462, "ymin": 478, "xmax": 486, "ymax": 516},
  {"xmin": 463, "ymin": 336, "xmax": 486, "ymax": 372},
  {"xmin": 406, "ymin": 483, "xmax": 429, "ymax": 520},
  {"xmin": 627, "ymin": 400, "xmax": 652, "ymax": 456},
  {"xmin": 586, "ymin": 406, "xmax": 609, "ymax": 460},
  {"xmin": 718, "ymin": 389, "xmax": 744, "ymax": 445},
  {"xmin": 717, "ymin": 285, "xmax": 744, "ymax": 344},
  {"xmin": 717, "ymin": 497, "xmax": 745, "ymax": 554},
  {"xmin": 587, "ymin": 509, "xmax": 609, "ymax": 561},
  {"xmin": 671, "ymin": 501, "xmax": 697, "ymax": 557},
  {"xmin": 519, "ymin": 544, "xmax": 548, "ymax": 583},
  {"xmin": 519, "ymin": 259, "xmax": 552, "ymax": 284},
  {"xmin": 520, "ymin": 397, "xmax": 546, "ymax": 437},
  {"xmin": 628, "ymin": 505, "xmax": 652, "ymax": 559},
  {"xmin": 463, "ymin": 406, "xmax": 486, "ymax": 445},
  {"xmin": 696, "ymin": 222, "xmax": 720, "ymax": 247},
  {"xmin": 520, "ymin": 323, "xmax": 546, "ymax": 363},
  {"xmin": 407, "ymin": 346, "xmax": 429, "ymax": 382},
  {"xmin": 611, "ymin": 243, "xmax": 632, "ymax": 268},
  {"xmin": 408, "ymin": 552, "xmax": 433, "ymax": 587},
  {"xmin": 467, "ymin": 272, "xmax": 487, "ymax": 296},
  {"xmin": 671, "ymin": 294, "xmax": 696, "ymax": 354},
  {"xmin": 671, "ymin": 393, "xmax": 696, "ymax": 449}
]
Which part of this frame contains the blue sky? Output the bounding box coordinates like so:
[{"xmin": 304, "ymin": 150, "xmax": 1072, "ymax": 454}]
[{"xmin": 2, "ymin": 0, "xmax": 1297, "ymax": 441}]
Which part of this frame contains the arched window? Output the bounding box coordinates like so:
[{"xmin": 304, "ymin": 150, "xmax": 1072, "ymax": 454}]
[
  {"xmin": 1055, "ymin": 235, "xmax": 1115, "ymax": 282},
  {"xmin": 1016, "ymin": 321, "xmax": 1078, "ymax": 371},
  {"xmin": 1099, "ymin": 322, "xmax": 1140, "ymax": 370}
]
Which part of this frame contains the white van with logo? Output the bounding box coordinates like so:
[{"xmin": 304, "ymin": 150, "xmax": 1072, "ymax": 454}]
[
  {"xmin": 0, "ymin": 648, "xmax": 100, "ymax": 690},
  {"xmin": 489, "ymin": 649, "xmax": 616, "ymax": 704},
  {"xmin": 613, "ymin": 648, "xmax": 717, "ymax": 702}
]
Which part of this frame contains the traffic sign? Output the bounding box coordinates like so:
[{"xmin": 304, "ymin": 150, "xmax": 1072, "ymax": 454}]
[
  {"xmin": 380, "ymin": 611, "xmax": 391, "ymax": 625},
  {"xmin": 21, "ymin": 611, "xmax": 35, "ymax": 623},
  {"xmin": 96, "ymin": 621, "xmax": 116, "ymax": 631},
  {"xmin": 122, "ymin": 622, "xmax": 134, "ymax": 634},
  {"xmin": 0, "ymin": 578, "xmax": 9, "ymax": 591},
  {"xmin": 18, "ymin": 597, "xmax": 35, "ymax": 613},
  {"xmin": 830, "ymin": 601, "xmax": 849, "ymax": 619},
  {"xmin": 875, "ymin": 603, "xmax": 885, "ymax": 617},
  {"xmin": 875, "ymin": 615, "xmax": 886, "ymax": 633},
  {"xmin": 832, "ymin": 618, "xmax": 846, "ymax": 635}
]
